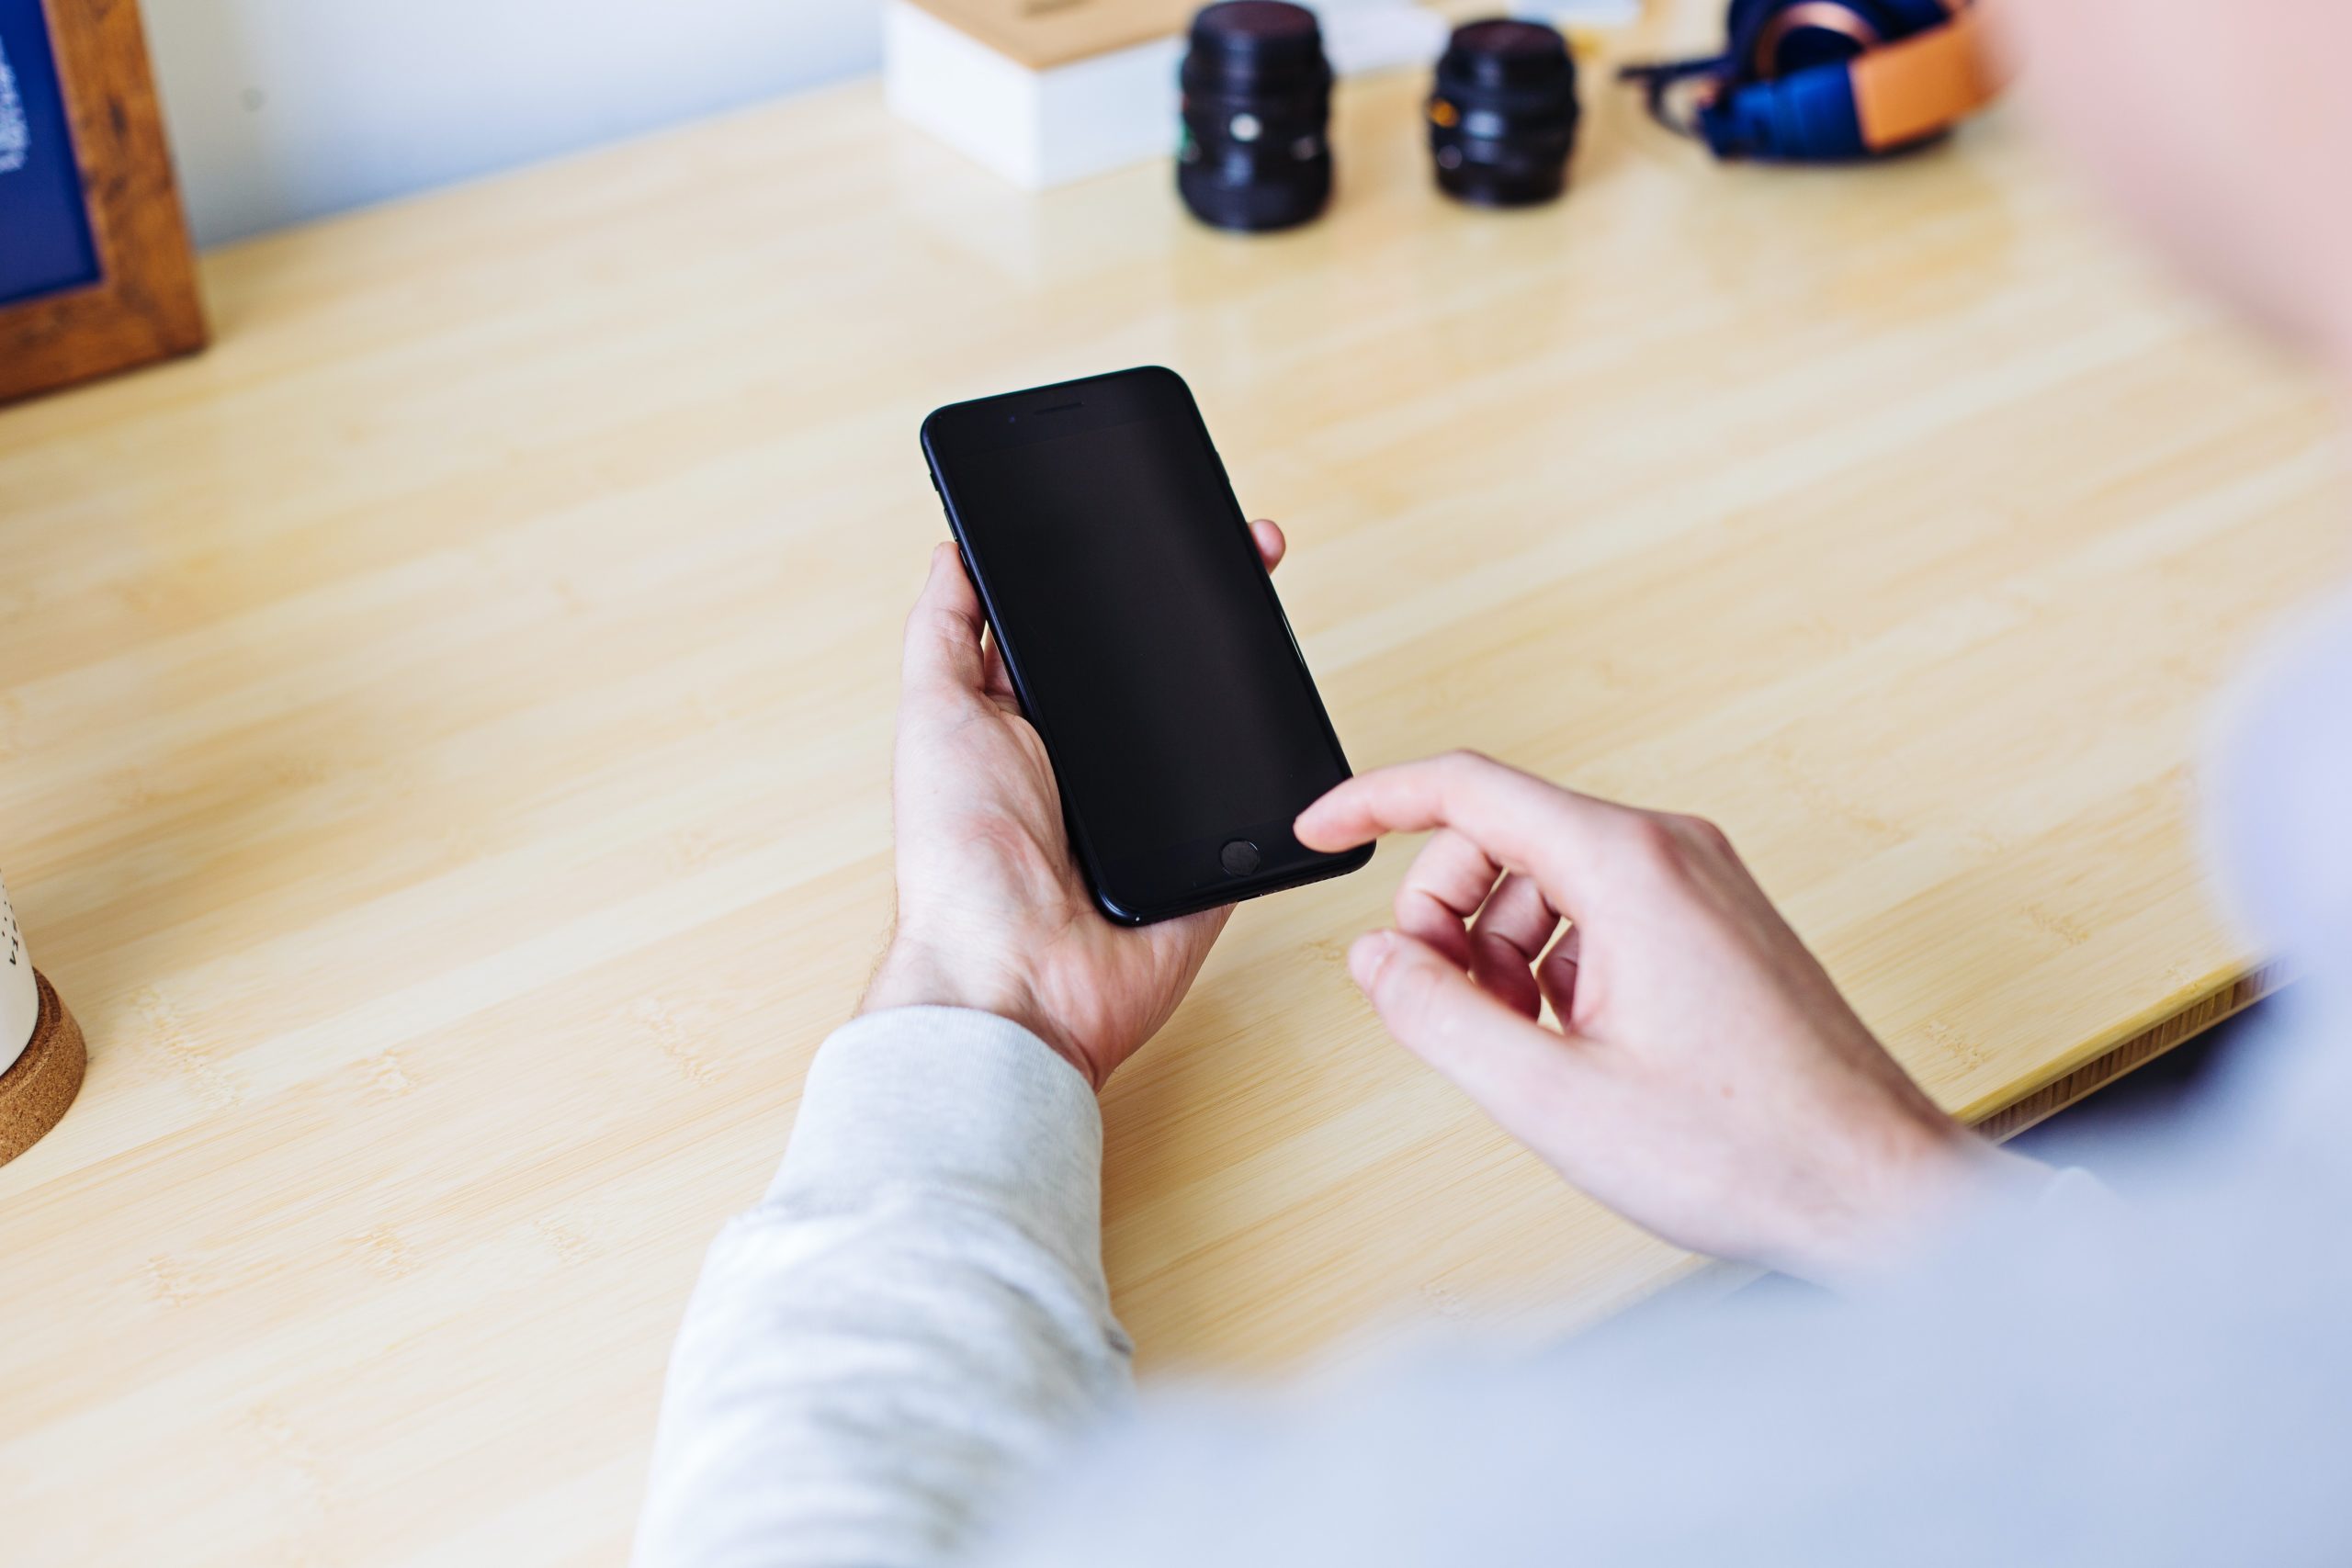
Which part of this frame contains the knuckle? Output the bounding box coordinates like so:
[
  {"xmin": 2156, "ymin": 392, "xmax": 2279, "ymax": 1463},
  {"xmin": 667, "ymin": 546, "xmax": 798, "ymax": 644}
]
[
  {"xmin": 1380, "ymin": 954, "xmax": 1445, "ymax": 1020},
  {"xmin": 1619, "ymin": 812, "xmax": 1681, "ymax": 866},
  {"xmin": 1676, "ymin": 813, "xmax": 1735, "ymax": 854},
  {"xmin": 913, "ymin": 604, "xmax": 966, "ymax": 645},
  {"xmin": 1430, "ymin": 749, "xmax": 1502, "ymax": 805}
]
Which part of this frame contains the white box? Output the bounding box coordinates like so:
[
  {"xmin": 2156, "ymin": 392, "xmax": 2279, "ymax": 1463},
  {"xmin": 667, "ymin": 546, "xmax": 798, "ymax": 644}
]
[{"xmin": 883, "ymin": 0, "xmax": 1453, "ymax": 190}]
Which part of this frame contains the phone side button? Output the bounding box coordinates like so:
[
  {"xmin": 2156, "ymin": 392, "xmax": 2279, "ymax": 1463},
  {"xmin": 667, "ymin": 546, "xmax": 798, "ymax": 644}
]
[{"xmin": 1219, "ymin": 840, "xmax": 1261, "ymax": 877}]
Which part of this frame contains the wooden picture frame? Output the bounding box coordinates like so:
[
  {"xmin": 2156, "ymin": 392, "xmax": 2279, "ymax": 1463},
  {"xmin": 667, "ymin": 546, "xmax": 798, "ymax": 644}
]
[{"xmin": 0, "ymin": 0, "xmax": 205, "ymax": 404}]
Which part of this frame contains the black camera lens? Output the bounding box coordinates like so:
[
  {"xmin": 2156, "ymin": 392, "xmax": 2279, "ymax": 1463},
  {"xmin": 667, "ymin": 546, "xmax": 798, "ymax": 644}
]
[
  {"xmin": 1178, "ymin": 1, "xmax": 1334, "ymax": 233},
  {"xmin": 1429, "ymin": 18, "xmax": 1580, "ymax": 208}
]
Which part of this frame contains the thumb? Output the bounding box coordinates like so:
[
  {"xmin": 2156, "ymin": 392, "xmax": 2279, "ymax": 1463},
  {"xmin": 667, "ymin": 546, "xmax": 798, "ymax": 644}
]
[{"xmin": 1349, "ymin": 930, "xmax": 1575, "ymax": 1116}]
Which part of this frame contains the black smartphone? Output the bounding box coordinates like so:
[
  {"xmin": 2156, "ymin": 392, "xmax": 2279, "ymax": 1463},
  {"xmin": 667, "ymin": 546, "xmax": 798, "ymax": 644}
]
[{"xmin": 920, "ymin": 366, "xmax": 1372, "ymax": 925}]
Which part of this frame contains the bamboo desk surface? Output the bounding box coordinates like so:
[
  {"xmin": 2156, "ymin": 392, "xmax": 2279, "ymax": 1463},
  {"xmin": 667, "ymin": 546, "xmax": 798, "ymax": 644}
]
[{"xmin": 4, "ymin": 52, "xmax": 2346, "ymax": 1568}]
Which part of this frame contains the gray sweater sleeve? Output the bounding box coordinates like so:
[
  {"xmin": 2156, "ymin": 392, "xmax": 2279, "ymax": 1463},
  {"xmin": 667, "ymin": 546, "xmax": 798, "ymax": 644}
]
[{"xmin": 633, "ymin": 1007, "xmax": 1134, "ymax": 1568}]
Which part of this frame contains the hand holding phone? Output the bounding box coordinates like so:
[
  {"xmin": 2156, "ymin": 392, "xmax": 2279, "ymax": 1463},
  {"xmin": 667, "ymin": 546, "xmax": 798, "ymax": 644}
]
[
  {"xmin": 860, "ymin": 525, "xmax": 1291, "ymax": 1090},
  {"xmin": 921, "ymin": 367, "xmax": 1370, "ymax": 924}
]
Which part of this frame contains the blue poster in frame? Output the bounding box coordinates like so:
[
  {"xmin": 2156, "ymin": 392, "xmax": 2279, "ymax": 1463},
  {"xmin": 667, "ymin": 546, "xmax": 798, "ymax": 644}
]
[{"xmin": 0, "ymin": 0, "xmax": 101, "ymax": 307}]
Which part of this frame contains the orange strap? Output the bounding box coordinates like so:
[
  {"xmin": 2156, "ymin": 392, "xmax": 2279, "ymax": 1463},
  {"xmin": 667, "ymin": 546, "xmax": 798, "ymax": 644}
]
[{"xmin": 1851, "ymin": 5, "xmax": 2008, "ymax": 150}]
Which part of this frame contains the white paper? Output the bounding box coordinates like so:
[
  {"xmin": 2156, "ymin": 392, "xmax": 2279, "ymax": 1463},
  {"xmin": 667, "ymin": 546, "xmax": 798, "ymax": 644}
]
[{"xmin": 1, "ymin": 870, "xmax": 35, "ymax": 1075}]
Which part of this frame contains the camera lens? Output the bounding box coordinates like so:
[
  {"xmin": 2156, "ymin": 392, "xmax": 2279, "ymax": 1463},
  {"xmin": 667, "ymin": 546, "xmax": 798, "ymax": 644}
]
[
  {"xmin": 1178, "ymin": 1, "xmax": 1334, "ymax": 233},
  {"xmin": 1429, "ymin": 18, "xmax": 1580, "ymax": 208}
]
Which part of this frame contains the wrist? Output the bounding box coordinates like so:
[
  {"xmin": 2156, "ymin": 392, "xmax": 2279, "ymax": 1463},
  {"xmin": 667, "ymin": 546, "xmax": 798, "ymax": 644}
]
[
  {"xmin": 859, "ymin": 938, "xmax": 1096, "ymax": 1090},
  {"xmin": 1788, "ymin": 1111, "xmax": 2051, "ymax": 1289}
]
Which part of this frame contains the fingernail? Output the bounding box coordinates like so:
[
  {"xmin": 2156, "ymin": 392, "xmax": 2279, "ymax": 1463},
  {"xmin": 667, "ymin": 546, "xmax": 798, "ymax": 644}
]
[{"xmin": 1348, "ymin": 931, "xmax": 1396, "ymax": 990}]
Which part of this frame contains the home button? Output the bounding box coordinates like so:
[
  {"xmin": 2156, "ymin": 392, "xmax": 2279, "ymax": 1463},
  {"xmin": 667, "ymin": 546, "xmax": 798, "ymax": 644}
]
[{"xmin": 1219, "ymin": 839, "xmax": 1261, "ymax": 877}]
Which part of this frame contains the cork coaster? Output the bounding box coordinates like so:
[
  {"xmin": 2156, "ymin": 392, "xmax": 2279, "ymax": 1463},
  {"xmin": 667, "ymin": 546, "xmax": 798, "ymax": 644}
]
[{"xmin": 0, "ymin": 972, "xmax": 86, "ymax": 1166}]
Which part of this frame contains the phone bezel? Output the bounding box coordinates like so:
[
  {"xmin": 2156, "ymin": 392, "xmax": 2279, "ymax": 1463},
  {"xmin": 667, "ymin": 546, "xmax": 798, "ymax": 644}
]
[{"xmin": 919, "ymin": 366, "xmax": 1372, "ymax": 925}]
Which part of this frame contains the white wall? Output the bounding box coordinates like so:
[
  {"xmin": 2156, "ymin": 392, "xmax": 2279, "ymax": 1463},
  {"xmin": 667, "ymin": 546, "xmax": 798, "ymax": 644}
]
[{"xmin": 145, "ymin": 0, "xmax": 883, "ymax": 247}]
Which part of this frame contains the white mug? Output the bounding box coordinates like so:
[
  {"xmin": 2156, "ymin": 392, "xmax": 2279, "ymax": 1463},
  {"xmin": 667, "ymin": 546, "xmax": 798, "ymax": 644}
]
[{"xmin": 2, "ymin": 869, "xmax": 36, "ymax": 1078}]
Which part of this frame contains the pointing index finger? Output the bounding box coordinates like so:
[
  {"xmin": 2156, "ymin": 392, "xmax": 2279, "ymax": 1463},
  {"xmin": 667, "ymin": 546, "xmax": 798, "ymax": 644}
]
[{"xmin": 1296, "ymin": 751, "xmax": 1614, "ymax": 916}]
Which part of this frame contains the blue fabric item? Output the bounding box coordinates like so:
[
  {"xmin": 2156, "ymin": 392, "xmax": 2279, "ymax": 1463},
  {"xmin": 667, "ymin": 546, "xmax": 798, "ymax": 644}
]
[
  {"xmin": 1722, "ymin": 0, "xmax": 1784, "ymax": 64},
  {"xmin": 1729, "ymin": 0, "xmax": 1949, "ymax": 73},
  {"xmin": 1701, "ymin": 70, "xmax": 1867, "ymax": 160},
  {"xmin": 1664, "ymin": 0, "xmax": 1954, "ymax": 162},
  {"xmin": 1839, "ymin": 0, "xmax": 1951, "ymax": 44}
]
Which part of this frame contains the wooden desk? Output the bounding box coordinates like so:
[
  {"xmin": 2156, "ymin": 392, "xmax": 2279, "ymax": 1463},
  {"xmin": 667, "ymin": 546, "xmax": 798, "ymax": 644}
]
[{"xmin": 3, "ymin": 51, "xmax": 2344, "ymax": 1568}]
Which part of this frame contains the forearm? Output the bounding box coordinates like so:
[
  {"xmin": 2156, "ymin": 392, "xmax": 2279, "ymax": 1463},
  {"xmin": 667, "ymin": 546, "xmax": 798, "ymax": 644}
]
[{"xmin": 634, "ymin": 1008, "xmax": 1133, "ymax": 1568}]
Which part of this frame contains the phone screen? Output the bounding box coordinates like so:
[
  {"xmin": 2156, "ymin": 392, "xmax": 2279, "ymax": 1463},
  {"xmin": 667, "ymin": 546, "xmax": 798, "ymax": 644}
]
[{"xmin": 922, "ymin": 368, "xmax": 1364, "ymax": 921}]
